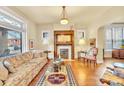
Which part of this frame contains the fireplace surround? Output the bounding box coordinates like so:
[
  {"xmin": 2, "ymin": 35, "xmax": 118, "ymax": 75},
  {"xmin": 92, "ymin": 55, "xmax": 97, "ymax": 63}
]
[{"xmin": 54, "ymin": 31, "xmax": 74, "ymax": 59}]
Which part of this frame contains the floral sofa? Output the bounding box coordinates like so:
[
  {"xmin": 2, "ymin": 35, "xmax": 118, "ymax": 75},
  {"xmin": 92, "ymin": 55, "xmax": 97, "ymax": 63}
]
[{"xmin": 0, "ymin": 51, "xmax": 47, "ymax": 86}]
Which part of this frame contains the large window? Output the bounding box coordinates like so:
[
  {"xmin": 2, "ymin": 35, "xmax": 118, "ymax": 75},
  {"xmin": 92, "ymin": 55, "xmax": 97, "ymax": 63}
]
[
  {"xmin": 0, "ymin": 11, "xmax": 24, "ymax": 30},
  {"xmin": 0, "ymin": 9, "xmax": 26, "ymax": 57},
  {"xmin": 0, "ymin": 27, "xmax": 22, "ymax": 57},
  {"xmin": 105, "ymin": 25, "xmax": 124, "ymax": 50}
]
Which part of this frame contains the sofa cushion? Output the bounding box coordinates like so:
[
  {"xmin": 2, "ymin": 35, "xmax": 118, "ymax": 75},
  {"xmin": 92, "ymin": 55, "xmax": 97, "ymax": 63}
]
[
  {"xmin": 28, "ymin": 52, "xmax": 33, "ymax": 59},
  {"xmin": 5, "ymin": 57, "xmax": 19, "ymax": 68},
  {"xmin": 3, "ymin": 61, "xmax": 16, "ymax": 73},
  {"xmin": 21, "ymin": 53, "xmax": 32, "ymax": 62},
  {"xmin": 0, "ymin": 80, "xmax": 3, "ymax": 86},
  {"xmin": 29, "ymin": 57, "xmax": 47, "ymax": 64},
  {"xmin": 4, "ymin": 62, "xmax": 38, "ymax": 86},
  {"xmin": 0, "ymin": 62, "xmax": 9, "ymax": 81},
  {"xmin": 15, "ymin": 55, "xmax": 25, "ymax": 65},
  {"xmin": 33, "ymin": 53, "xmax": 40, "ymax": 58},
  {"xmin": 39, "ymin": 52, "xmax": 43, "ymax": 57}
]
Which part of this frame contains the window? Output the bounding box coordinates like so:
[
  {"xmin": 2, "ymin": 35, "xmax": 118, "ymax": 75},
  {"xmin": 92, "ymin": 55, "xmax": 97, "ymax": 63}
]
[
  {"xmin": 0, "ymin": 27, "xmax": 22, "ymax": 57},
  {"xmin": 105, "ymin": 25, "xmax": 124, "ymax": 51},
  {"xmin": 0, "ymin": 9, "xmax": 26, "ymax": 57},
  {"xmin": 0, "ymin": 11, "xmax": 24, "ymax": 30}
]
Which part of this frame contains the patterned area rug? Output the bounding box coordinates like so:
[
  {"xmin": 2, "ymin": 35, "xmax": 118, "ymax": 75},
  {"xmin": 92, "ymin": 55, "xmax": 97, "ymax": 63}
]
[{"xmin": 36, "ymin": 63, "xmax": 77, "ymax": 86}]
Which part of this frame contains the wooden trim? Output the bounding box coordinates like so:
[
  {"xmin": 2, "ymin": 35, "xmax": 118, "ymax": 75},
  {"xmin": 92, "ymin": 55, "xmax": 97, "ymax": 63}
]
[{"xmin": 54, "ymin": 30, "xmax": 74, "ymax": 59}]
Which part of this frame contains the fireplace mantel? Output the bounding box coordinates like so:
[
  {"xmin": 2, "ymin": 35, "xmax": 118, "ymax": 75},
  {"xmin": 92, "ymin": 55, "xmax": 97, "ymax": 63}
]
[{"xmin": 54, "ymin": 30, "xmax": 74, "ymax": 59}]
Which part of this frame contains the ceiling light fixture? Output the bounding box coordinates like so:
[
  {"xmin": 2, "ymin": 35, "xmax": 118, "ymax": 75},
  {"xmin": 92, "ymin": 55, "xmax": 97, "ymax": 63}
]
[{"xmin": 60, "ymin": 6, "xmax": 69, "ymax": 25}]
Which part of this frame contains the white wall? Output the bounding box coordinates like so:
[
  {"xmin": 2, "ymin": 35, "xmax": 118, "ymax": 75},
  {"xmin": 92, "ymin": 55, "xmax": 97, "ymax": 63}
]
[
  {"xmin": 36, "ymin": 24, "xmax": 89, "ymax": 58},
  {"xmin": 86, "ymin": 7, "xmax": 124, "ymax": 63},
  {"xmin": 3, "ymin": 6, "xmax": 124, "ymax": 62}
]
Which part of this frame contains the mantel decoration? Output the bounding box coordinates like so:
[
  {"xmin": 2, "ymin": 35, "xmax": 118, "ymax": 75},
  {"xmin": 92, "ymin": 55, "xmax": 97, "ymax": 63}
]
[{"xmin": 60, "ymin": 6, "xmax": 69, "ymax": 25}]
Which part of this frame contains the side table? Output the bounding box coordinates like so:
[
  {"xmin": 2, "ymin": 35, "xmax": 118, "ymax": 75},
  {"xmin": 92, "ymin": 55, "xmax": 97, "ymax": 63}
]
[{"xmin": 44, "ymin": 50, "xmax": 51, "ymax": 60}]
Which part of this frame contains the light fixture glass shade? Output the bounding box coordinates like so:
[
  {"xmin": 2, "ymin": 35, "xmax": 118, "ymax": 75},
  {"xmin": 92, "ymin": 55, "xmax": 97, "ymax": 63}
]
[
  {"xmin": 42, "ymin": 39, "xmax": 49, "ymax": 45},
  {"xmin": 60, "ymin": 18, "xmax": 69, "ymax": 25},
  {"xmin": 79, "ymin": 38, "xmax": 85, "ymax": 45}
]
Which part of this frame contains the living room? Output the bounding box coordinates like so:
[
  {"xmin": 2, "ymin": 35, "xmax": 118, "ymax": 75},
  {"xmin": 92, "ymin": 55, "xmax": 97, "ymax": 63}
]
[{"xmin": 0, "ymin": 5, "xmax": 124, "ymax": 87}]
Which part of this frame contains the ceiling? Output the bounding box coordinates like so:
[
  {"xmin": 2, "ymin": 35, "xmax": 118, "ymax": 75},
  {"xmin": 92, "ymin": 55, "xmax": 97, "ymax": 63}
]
[{"xmin": 9, "ymin": 6, "xmax": 115, "ymax": 26}]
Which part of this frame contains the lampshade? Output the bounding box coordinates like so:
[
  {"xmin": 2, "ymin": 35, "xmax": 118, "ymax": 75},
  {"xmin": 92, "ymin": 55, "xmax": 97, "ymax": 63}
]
[
  {"xmin": 42, "ymin": 39, "xmax": 49, "ymax": 45},
  {"xmin": 79, "ymin": 38, "xmax": 85, "ymax": 45},
  {"xmin": 60, "ymin": 18, "xmax": 69, "ymax": 25}
]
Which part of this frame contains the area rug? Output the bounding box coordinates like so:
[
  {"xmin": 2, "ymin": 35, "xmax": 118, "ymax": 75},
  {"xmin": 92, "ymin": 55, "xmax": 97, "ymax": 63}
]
[{"xmin": 36, "ymin": 63, "xmax": 77, "ymax": 86}]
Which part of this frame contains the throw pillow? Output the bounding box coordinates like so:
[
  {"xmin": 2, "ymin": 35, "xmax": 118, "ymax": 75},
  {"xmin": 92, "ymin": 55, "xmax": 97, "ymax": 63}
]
[
  {"xmin": 114, "ymin": 68, "xmax": 124, "ymax": 78},
  {"xmin": 0, "ymin": 80, "xmax": 3, "ymax": 86},
  {"xmin": 6, "ymin": 57, "xmax": 18, "ymax": 68},
  {"xmin": 3, "ymin": 61, "xmax": 16, "ymax": 73},
  {"xmin": 0, "ymin": 62, "xmax": 9, "ymax": 81}
]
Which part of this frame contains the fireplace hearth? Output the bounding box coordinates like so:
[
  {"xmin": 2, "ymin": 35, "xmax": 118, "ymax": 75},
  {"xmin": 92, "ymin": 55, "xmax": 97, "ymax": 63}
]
[{"xmin": 60, "ymin": 49, "xmax": 69, "ymax": 59}]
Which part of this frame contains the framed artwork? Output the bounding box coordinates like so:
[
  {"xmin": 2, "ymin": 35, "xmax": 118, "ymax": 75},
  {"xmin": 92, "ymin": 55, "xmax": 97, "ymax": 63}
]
[
  {"xmin": 89, "ymin": 38, "xmax": 96, "ymax": 47},
  {"xmin": 42, "ymin": 31, "xmax": 49, "ymax": 39},
  {"xmin": 77, "ymin": 30, "xmax": 85, "ymax": 39},
  {"xmin": 29, "ymin": 40, "xmax": 34, "ymax": 49}
]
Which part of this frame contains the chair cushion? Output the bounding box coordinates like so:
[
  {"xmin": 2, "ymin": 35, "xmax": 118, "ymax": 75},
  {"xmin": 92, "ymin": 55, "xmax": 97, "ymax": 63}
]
[
  {"xmin": 84, "ymin": 56, "xmax": 96, "ymax": 61},
  {"xmin": 0, "ymin": 62, "xmax": 9, "ymax": 81}
]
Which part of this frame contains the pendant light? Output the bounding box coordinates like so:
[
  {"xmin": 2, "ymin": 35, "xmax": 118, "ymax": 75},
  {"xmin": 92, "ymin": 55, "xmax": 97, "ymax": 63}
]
[{"xmin": 60, "ymin": 6, "xmax": 69, "ymax": 25}]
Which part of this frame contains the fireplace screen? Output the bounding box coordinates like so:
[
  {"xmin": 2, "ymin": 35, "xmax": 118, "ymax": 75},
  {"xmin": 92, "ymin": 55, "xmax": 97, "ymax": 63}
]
[{"xmin": 60, "ymin": 49, "xmax": 68, "ymax": 59}]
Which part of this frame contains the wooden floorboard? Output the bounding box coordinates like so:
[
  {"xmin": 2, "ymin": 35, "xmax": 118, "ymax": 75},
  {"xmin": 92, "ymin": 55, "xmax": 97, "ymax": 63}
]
[{"xmin": 29, "ymin": 58, "xmax": 124, "ymax": 86}]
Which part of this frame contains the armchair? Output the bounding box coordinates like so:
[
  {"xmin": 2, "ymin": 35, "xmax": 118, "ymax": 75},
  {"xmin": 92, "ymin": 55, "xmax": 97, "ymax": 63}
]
[{"xmin": 82, "ymin": 47, "xmax": 98, "ymax": 66}]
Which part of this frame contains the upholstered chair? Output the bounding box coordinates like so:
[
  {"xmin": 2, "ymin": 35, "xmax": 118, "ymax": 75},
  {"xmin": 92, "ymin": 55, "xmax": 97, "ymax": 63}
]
[
  {"xmin": 83, "ymin": 47, "xmax": 98, "ymax": 66},
  {"xmin": 87, "ymin": 47, "xmax": 98, "ymax": 66}
]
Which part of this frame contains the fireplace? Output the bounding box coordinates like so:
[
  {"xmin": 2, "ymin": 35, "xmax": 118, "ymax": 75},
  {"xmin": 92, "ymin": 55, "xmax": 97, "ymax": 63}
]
[
  {"xmin": 54, "ymin": 31, "xmax": 74, "ymax": 59},
  {"xmin": 57, "ymin": 45, "xmax": 71, "ymax": 59},
  {"xmin": 60, "ymin": 49, "xmax": 68, "ymax": 59}
]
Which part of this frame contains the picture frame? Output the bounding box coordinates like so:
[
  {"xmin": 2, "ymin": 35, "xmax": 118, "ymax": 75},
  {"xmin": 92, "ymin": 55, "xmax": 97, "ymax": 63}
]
[
  {"xmin": 77, "ymin": 30, "xmax": 85, "ymax": 39},
  {"xmin": 89, "ymin": 38, "xmax": 96, "ymax": 47},
  {"xmin": 42, "ymin": 31, "xmax": 49, "ymax": 39},
  {"xmin": 29, "ymin": 39, "xmax": 34, "ymax": 49}
]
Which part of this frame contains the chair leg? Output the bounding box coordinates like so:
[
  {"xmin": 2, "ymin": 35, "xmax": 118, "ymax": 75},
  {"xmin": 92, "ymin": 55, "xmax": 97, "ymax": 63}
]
[
  {"xmin": 90, "ymin": 60, "xmax": 91, "ymax": 64},
  {"xmin": 94, "ymin": 60, "xmax": 97, "ymax": 67},
  {"xmin": 83, "ymin": 58, "xmax": 85, "ymax": 64}
]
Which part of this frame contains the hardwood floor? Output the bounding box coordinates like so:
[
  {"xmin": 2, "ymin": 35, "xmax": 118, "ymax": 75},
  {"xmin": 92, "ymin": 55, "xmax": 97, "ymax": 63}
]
[{"xmin": 29, "ymin": 58, "xmax": 124, "ymax": 86}]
